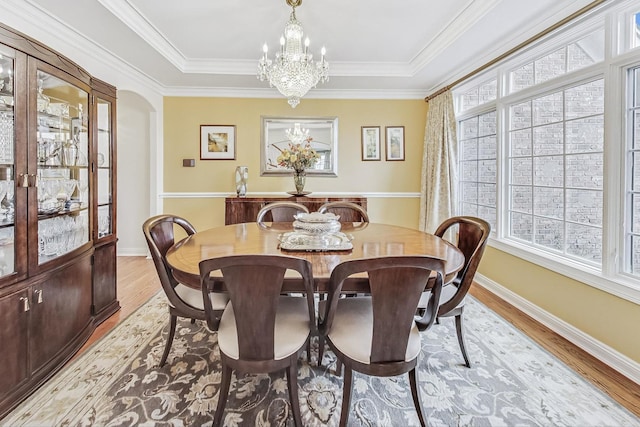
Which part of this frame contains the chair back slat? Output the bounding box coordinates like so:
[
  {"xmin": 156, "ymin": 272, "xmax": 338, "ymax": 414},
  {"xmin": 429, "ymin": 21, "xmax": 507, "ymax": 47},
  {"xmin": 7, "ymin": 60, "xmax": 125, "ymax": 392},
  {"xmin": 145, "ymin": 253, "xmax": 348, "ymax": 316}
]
[
  {"xmin": 318, "ymin": 201, "xmax": 369, "ymax": 223},
  {"xmin": 322, "ymin": 256, "xmax": 444, "ymax": 364},
  {"xmin": 434, "ymin": 216, "xmax": 490, "ymax": 315},
  {"xmin": 256, "ymin": 201, "xmax": 309, "ymax": 225},
  {"xmin": 200, "ymin": 255, "xmax": 315, "ymax": 361},
  {"xmin": 143, "ymin": 215, "xmax": 197, "ymax": 306},
  {"xmin": 142, "ymin": 214, "xmax": 204, "ymax": 319},
  {"xmin": 369, "ymin": 267, "xmax": 433, "ymax": 363}
]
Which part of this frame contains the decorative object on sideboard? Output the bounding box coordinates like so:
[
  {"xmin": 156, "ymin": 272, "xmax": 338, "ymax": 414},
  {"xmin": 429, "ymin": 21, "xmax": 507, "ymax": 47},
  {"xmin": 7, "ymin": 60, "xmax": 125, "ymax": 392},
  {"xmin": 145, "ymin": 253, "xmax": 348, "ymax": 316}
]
[
  {"xmin": 257, "ymin": 0, "xmax": 329, "ymax": 108},
  {"xmin": 199, "ymin": 125, "xmax": 236, "ymax": 160},
  {"xmin": 276, "ymin": 123, "xmax": 319, "ymax": 195},
  {"xmin": 235, "ymin": 166, "xmax": 248, "ymax": 197},
  {"xmin": 385, "ymin": 126, "xmax": 405, "ymax": 161}
]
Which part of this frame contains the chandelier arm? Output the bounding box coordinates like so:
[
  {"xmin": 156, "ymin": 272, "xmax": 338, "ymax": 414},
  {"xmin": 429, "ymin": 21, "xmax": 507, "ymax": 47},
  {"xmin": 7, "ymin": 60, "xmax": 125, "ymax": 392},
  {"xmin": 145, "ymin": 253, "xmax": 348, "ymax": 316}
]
[{"xmin": 259, "ymin": 0, "xmax": 328, "ymax": 108}]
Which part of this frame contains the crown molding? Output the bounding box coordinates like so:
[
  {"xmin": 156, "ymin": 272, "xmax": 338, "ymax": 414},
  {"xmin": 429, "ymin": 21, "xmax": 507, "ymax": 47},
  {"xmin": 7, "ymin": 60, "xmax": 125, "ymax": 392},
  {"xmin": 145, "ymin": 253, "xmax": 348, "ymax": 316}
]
[
  {"xmin": 96, "ymin": 0, "xmax": 463, "ymax": 79},
  {"xmin": 160, "ymin": 85, "xmax": 427, "ymax": 99},
  {"xmin": 410, "ymin": 0, "xmax": 502, "ymax": 73}
]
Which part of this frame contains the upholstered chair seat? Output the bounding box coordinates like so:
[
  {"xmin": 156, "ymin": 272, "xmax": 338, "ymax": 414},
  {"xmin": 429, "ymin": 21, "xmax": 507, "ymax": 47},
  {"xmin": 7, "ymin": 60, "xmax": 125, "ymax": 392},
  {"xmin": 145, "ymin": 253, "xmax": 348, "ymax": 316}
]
[
  {"xmin": 326, "ymin": 297, "xmax": 421, "ymax": 365},
  {"xmin": 217, "ymin": 296, "xmax": 311, "ymax": 360}
]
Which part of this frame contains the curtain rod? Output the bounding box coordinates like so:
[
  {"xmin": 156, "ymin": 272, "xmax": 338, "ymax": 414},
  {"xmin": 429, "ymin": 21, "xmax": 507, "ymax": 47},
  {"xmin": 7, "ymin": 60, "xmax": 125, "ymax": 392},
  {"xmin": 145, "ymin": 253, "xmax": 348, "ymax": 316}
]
[{"xmin": 424, "ymin": 0, "xmax": 607, "ymax": 103}]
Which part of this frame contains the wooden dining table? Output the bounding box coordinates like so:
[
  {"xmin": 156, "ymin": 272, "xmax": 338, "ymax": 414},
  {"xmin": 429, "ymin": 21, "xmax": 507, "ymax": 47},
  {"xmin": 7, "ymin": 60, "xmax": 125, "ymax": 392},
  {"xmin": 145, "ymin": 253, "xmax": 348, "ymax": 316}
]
[{"xmin": 166, "ymin": 222, "xmax": 465, "ymax": 292}]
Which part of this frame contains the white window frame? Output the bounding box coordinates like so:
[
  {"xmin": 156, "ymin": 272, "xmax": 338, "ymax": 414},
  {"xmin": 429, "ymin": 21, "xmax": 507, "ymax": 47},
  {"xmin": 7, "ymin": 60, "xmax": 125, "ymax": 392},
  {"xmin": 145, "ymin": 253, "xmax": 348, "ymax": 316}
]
[{"xmin": 452, "ymin": 0, "xmax": 640, "ymax": 305}]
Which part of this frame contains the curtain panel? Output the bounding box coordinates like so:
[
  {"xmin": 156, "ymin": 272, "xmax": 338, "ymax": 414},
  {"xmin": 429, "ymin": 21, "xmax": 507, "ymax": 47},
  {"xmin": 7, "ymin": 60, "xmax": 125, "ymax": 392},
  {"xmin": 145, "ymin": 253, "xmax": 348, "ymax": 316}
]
[{"xmin": 419, "ymin": 90, "xmax": 458, "ymax": 233}]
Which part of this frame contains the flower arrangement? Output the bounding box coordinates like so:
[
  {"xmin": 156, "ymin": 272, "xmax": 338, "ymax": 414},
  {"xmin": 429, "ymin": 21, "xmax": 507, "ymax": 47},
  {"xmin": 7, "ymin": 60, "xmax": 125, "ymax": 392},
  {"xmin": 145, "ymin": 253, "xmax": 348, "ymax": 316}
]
[{"xmin": 276, "ymin": 141, "xmax": 320, "ymax": 173}]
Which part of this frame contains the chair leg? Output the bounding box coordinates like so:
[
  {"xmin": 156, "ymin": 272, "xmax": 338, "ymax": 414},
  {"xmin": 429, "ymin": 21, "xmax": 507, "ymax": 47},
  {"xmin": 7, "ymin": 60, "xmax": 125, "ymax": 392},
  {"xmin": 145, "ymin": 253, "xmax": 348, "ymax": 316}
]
[
  {"xmin": 286, "ymin": 360, "xmax": 303, "ymax": 427},
  {"xmin": 213, "ymin": 363, "xmax": 232, "ymax": 427},
  {"xmin": 339, "ymin": 365, "xmax": 353, "ymax": 427},
  {"xmin": 455, "ymin": 314, "xmax": 471, "ymax": 368},
  {"xmin": 409, "ymin": 367, "xmax": 427, "ymax": 427},
  {"xmin": 317, "ymin": 335, "xmax": 324, "ymax": 367},
  {"xmin": 159, "ymin": 314, "xmax": 177, "ymax": 367},
  {"xmin": 335, "ymin": 358, "xmax": 342, "ymax": 376}
]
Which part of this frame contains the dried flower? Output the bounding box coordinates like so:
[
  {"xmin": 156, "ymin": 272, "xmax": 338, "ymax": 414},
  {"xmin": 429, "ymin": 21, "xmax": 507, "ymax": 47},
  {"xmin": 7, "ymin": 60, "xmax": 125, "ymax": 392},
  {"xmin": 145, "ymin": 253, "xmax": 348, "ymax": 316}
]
[{"xmin": 276, "ymin": 141, "xmax": 320, "ymax": 173}]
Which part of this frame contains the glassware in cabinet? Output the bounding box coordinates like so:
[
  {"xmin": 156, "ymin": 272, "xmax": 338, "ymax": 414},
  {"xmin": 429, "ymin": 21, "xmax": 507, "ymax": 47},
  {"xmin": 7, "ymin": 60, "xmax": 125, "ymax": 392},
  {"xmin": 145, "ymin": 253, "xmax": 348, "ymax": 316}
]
[
  {"xmin": 35, "ymin": 69, "xmax": 90, "ymax": 265},
  {"xmin": 0, "ymin": 47, "xmax": 16, "ymax": 279},
  {"xmin": 96, "ymin": 96, "xmax": 112, "ymax": 239}
]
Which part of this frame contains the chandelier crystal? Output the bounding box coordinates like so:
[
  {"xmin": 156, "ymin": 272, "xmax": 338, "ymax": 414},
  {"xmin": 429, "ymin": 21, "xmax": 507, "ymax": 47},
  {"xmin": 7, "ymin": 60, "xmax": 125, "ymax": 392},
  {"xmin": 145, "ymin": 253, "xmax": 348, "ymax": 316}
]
[
  {"xmin": 257, "ymin": 0, "xmax": 329, "ymax": 108},
  {"xmin": 285, "ymin": 123, "xmax": 310, "ymax": 144}
]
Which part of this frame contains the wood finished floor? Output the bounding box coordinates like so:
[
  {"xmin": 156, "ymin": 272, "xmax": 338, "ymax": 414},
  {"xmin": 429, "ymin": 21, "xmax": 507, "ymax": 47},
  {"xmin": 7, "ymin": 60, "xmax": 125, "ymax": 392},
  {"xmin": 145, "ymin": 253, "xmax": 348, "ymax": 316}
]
[{"xmin": 78, "ymin": 256, "xmax": 640, "ymax": 418}]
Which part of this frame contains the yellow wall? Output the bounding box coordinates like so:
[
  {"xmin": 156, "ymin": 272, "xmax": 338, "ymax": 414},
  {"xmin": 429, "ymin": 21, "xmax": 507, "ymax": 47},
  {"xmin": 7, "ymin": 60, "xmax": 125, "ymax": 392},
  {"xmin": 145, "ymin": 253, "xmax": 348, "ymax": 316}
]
[
  {"xmin": 479, "ymin": 248, "xmax": 640, "ymax": 363},
  {"xmin": 163, "ymin": 97, "xmax": 427, "ymax": 230},
  {"xmin": 162, "ymin": 95, "xmax": 640, "ymax": 366}
]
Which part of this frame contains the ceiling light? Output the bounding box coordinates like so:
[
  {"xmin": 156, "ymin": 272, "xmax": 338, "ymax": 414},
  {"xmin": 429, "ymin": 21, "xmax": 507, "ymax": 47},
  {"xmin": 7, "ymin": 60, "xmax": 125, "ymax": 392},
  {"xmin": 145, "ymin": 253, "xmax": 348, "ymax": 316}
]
[{"xmin": 257, "ymin": 0, "xmax": 329, "ymax": 108}]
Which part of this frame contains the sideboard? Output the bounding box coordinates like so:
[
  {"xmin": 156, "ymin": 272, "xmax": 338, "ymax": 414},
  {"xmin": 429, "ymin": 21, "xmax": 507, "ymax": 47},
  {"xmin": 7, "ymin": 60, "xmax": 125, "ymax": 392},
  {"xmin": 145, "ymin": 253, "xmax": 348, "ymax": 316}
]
[{"xmin": 225, "ymin": 196, "xmax": 367, "ymax": 224}]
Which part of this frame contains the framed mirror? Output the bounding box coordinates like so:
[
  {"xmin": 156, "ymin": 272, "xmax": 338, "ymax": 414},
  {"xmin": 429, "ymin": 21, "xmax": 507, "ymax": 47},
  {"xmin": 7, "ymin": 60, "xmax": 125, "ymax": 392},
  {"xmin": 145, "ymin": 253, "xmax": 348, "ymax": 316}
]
[{"xmin": 260, "ymin": 116, "xmax": 338, "ymax": 176}]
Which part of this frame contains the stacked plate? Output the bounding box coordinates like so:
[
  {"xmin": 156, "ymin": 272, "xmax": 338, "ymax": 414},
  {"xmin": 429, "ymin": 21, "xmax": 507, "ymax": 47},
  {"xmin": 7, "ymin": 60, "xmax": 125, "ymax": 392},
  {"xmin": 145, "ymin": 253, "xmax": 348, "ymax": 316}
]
[
  {"xmin": 293, "ymin": 212, "xmax": 341, "ymax": 234},
  {"xmin": 279, "ymin": 212, "xmax": 353, "ymax": 251}
]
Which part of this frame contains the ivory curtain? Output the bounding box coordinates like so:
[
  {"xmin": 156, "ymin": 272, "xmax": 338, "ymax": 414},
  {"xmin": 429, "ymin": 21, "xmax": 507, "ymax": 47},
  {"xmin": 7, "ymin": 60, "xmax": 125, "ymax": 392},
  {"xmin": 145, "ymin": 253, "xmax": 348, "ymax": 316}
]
[{"xmin": 419, "ymin": 90, "xmax": 458, "ymax": 233}]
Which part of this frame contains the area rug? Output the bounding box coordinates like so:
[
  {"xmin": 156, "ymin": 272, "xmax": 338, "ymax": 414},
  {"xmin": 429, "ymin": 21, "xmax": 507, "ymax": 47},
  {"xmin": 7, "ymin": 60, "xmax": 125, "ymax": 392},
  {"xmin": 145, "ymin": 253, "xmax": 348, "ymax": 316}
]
[{"xmin": 2, "ymin": 292, "xmax": 638, "ymax": 427}]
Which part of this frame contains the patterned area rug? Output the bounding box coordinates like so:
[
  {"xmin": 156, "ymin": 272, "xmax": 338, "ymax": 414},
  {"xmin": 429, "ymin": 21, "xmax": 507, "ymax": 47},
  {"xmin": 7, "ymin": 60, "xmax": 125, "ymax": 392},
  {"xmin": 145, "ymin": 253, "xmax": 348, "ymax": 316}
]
[{"xmin": 2, "ymin": 292, "xmax": 638, "ymax": 427}]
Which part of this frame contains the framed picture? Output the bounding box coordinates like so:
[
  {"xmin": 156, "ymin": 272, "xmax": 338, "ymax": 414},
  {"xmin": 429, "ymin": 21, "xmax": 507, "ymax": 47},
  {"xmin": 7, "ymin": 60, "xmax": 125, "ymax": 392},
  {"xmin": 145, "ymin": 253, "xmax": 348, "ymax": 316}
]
[
  {"xmin": 200, "ymin": 125, "xmax": 236, "ymax": 160},
  {"xmin": 260, "ymin": 116, "xmax": 338, "ymax": 176},
  {"xmin": 361, "ymin": 126, "xmax": 381, "ymax": 161},
  {"xmin": 385, "ymin": 126, "xmax": 405, "ymax": 161}
]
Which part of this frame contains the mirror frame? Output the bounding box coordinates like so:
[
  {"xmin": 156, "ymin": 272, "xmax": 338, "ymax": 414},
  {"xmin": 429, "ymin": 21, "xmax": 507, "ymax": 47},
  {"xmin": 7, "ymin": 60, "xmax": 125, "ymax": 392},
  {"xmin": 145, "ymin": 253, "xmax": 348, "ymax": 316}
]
[{"xmin": 260, "ymin": 116, "xmax": 338, "ymax": 176}]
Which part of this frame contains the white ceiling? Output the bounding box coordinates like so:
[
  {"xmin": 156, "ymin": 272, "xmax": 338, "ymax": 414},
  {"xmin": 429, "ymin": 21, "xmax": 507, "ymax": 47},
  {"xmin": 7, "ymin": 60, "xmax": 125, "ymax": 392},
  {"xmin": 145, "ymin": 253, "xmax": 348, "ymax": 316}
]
[{"xmin": 24, "ymin": 0, "xmax": 595, "ymax": 98}]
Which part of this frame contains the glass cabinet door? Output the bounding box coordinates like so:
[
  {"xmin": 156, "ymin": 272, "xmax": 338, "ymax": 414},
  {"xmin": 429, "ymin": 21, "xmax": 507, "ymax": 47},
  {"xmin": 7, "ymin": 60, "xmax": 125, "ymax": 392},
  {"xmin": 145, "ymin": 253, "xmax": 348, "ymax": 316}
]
[
  {"xmin": 0, "ymin": 47, "xmax": 15, "ymax": 277},
  {"xmin": 35, "ymin": 69, "xmax": 89, "ymax": 265},
  {"xmin": 96, "ymin": 97, "xmax": 112, "ymax": 239}
]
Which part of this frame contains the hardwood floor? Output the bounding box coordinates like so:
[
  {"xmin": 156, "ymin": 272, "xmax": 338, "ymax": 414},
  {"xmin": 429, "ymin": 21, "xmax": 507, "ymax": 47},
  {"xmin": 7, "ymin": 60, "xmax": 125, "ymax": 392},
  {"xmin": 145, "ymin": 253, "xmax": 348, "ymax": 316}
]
[{"xmin": 79, "ymin": 256, "xmax": 640, "ymax": 418}]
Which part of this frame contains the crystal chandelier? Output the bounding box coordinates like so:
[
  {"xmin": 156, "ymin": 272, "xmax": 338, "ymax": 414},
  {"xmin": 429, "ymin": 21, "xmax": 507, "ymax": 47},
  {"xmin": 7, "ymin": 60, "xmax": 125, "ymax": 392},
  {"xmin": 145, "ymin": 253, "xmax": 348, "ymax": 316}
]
[
  {"xmin": 257, "ymin": 0, "xmax": 329, "ymax": 108},
  {"xmin": 285, "ymin": 123, "xmax": 310, "ymax": 144}
]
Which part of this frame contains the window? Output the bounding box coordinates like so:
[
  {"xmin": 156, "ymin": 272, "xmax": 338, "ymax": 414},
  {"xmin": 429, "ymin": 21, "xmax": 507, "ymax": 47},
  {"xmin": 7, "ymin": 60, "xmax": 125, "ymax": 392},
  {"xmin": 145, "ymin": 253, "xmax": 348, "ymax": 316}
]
[
  {"xmin": 627, "ymin": 67, "xmax": 640, "ymax": 274},
  {"xmin": 459, "ymin": 111, "xmax": 497, "ymax": 232},
  {"xmin": 507, "ymin": 80, "xmax": 604, "ymax": 264},
  {"xmin": 509, "ymin": 30, "xmax": 604, "ymax": 94},
  {"xmin": 459, "ymin": 79, "xmax": 497, "ymax": 112},
  {"xmin": 451, "ymin": 0, "xmax": 640, "ymax": 301}
]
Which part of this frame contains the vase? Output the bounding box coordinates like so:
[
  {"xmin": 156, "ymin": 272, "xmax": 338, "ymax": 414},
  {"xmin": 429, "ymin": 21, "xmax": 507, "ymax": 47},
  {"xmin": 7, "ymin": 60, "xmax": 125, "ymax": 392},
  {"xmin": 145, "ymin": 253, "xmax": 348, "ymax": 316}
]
[
  {"xmin": 235, "ymin": 166, "xmax": 248, "ymax": 197},
  {"xmin": 293, "ymin": 170, "xmax": 306, "ymax": 194}
]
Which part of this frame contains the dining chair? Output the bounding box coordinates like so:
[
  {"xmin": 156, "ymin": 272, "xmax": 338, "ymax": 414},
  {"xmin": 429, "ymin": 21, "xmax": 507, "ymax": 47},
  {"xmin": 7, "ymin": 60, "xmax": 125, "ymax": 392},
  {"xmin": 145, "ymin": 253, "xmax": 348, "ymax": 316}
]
[
  {"xmin": 415, "ymin": 215, "xmax": 490, "ymax": 368},
  {"xmin": 200, "ymin": 254, "xmax": 315, "ymax": 427},
  {"xmin": 142, "ymin": 214, "xmax": 229, "ymax": 367},
  {"xmin": 256, "ymin": 201, "xmax": 309, "ymax": 226},
  {"xmin": 318, "ymin": 201, "xmax": 369, "ymax": 223},
  {"xmin": 319, "ymin": 256, "xmax": 445, "ymax": 427}
]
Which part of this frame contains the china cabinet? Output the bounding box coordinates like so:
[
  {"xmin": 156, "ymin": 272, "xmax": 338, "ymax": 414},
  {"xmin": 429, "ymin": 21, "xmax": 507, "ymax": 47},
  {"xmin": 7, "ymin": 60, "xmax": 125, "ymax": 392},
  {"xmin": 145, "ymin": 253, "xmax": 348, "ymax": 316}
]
[
  {"xmin": 0, "ymin": 23, "xmax": 117, "ymax": 417},
  {"xmin": 225, "ymin": 195, "xmax": 367, "ymax": 224}
]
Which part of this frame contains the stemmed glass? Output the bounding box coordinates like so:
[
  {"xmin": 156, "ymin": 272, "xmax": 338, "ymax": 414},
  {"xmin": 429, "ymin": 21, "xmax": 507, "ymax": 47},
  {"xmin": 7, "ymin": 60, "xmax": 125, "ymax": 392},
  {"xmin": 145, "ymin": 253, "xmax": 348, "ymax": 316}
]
[
  {"xmin": 78, "ymin": 178, "xmax": 88, "ymax": 207},
  {"xmin": 4, "ymin": 179, "xmax": 14, "ymax": 220},
  {"xmin": 61, "ymin": 179, "xmax": 78, "ymax": 202},
  {"xmin": 0, "ymin": 181, "xmax": 8, "ymax": 219}
]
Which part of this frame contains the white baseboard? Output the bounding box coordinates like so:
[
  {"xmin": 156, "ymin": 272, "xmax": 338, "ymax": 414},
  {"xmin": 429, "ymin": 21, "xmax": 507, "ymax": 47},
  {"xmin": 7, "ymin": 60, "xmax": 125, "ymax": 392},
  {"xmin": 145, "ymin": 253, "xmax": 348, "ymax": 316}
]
[
  {"xmin": 117, "ymin": 248, "xmax": 148, "ymax": 257},
  {"xmin": 474, "ymin": 273, "xmax": 640, "ymax": 386}
]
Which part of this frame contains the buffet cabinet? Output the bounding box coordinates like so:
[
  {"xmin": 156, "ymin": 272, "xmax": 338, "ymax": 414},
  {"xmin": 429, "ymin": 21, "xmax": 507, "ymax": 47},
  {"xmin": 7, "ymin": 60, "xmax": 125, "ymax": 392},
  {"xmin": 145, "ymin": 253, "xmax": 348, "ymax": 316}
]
[
  {"xmin": 0, "ymin": 23, "xmax": 118, "ymax": 417},
  {"xmin": 225, "ymin": 196, "xmax": 368, "ymax": 224}
]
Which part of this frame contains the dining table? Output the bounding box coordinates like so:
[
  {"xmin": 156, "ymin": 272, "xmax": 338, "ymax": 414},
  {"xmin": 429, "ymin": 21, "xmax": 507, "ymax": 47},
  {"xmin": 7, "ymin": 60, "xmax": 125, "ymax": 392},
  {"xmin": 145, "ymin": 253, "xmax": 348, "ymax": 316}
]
[{"xmin": 166, "ymin": 222, "xmax": 465, "ymax": 292}]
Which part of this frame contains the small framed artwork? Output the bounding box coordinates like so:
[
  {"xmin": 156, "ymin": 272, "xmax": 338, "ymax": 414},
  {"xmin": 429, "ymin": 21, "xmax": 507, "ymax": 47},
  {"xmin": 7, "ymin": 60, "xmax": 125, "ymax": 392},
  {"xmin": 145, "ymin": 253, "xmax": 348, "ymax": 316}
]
[
  {"xmin": 361, "ymin": 126, "xmax": 381, "ymax": 161},
  {"xmin": 385, "ymin": 126, "xmax": 405, "ymax": 161},
  {"xmin": 200, "ymin": 125, "xmax": 236, "ymax": 160}
]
